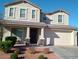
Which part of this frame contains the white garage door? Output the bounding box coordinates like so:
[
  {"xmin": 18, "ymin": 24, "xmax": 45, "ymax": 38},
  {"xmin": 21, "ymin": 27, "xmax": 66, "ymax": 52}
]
[{"xmin": 44, "ymin": 29, "xmax": 74, "ymax": 46}]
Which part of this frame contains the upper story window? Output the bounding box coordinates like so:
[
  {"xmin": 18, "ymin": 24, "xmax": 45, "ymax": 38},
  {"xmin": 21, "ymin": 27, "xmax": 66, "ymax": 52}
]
[
  {"xmin": 20, "ymin": 9, "xmax": 26, "ymax": 18},
  {"xmin": 58, "ymin": 15, "xmax": 62, "ymax": 22},
  {"xmin": 32, "ymin": 10, "xmax": 35, "ymax": 18},
  {"xmin": 9, "ymin": 8, "xmax": 14, "ymax": 17}
]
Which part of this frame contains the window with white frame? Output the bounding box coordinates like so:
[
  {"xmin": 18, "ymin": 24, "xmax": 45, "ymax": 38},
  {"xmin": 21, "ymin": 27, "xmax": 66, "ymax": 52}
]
[
  {"xmin": 9, "ymin": 8, "xmax": 14, "ymax": 17},
  {"xmin": 58, "ymin": 15, "xmax": 63, "ymax": 22},
  {"xmin": 32, "ymin": 10, "xmax": 35, "ymax": 18},
  {"xmin": 20, "ymin": 9, "xmax": 26, "ymax": 18}
]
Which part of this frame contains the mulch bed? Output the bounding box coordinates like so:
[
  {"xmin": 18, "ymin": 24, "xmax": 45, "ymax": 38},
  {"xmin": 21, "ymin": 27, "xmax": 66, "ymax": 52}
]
[
  {"xmin": 0, "ymin": 51, "xmax": 10, "ymax": 59},
  {"xmin": 0, "ymin": 47, "xmax": 59, "ymax": 59},
  {"xmin": 24, "ymin": 48, "xmax": 58, "ymax": 59}
]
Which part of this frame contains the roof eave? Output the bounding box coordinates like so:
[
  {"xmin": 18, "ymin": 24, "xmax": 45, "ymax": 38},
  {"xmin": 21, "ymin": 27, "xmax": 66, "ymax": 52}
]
[
  {"xmin": 4, "ymin": 0, "xmax": 41, "ymax": 10},
  {"xmin": 45, "ymin": 10, "xmax": 70, "ymax": 15}
]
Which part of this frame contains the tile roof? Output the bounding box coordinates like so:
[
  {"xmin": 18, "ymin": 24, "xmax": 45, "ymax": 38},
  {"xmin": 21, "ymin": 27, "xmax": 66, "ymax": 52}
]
[
  {"xmin": 47, "ymin": 24, "xmax": 75, "ymax": 30},
  {"xmin": 4, "ymin": 0, "xmax": 41, "ymax": 9},
  {"xmin": 45, "ymin": 9, "xmax": 69, "ymax": 15},
  {"xmin": 0, "ymin": 20, "xmax": 46, "ymax": 27},
  {"xmin": 0, "ymin": 20, "xmax": 75, "ymax": 30}
]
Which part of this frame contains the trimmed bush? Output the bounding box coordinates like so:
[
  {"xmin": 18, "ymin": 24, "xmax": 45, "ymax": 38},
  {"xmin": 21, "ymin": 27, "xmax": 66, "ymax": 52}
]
[
  {"xmin": 10, "ymin": 52, "xmax": 18, "ymax": 59},
  {"xmin": 5, "ymin": 36, "xmax": 17, "ymax": 46},
  {"xmin": 38, "ymin": 55, "xmax": 45, "ymax": 59},
  {"xmin": 0, "ymin": 41, "xmax": 12, "ymax": 53}
]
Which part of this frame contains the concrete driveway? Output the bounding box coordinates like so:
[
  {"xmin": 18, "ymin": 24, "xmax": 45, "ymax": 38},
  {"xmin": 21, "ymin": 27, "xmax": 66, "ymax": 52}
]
[{"xmin": 49, "ymin": 46, "xmax": 78, "ymax": 59}]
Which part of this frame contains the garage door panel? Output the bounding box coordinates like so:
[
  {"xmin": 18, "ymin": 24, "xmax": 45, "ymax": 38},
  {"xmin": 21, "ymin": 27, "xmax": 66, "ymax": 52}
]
[{"xmin": 44, "ymin": 29, "xmax": 73, "ymax": 46}]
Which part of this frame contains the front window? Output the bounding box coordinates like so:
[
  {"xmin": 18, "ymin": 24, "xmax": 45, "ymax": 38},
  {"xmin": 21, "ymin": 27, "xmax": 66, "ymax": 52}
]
[
  {"xmin": 11, "ymin": 28, "xmax": 24, "ymax": 38},
  {"xmin": 9, "ymin": 8, "xmax": 14, "ymax": 16},
  {"xmin": 32, "ymin": 10, "xmax": 35, "ymax": 18},
  {"xmin": 20, "ymin": 9, "xmax": 26, "ymax": 17},
  {"xmin": 58, "ymin": 15, "xmax": 62, "ymax": 22}
]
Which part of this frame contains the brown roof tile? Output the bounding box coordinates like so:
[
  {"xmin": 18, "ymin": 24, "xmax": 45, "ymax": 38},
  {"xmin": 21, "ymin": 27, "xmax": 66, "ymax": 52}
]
[
  {"xmin": 0, "ymin": 20, "xmax": 75, "ymax": 30},
  {"xmin": 0, "ymin": 20, "xmax": 46, "ymax": 27},
  {"xmin": 45, "ymin": 9, "xmax": 69, "ymax": 15},
  {"xmin": 4, "ymin": 0, "xmax": 41, "ymax": 9}
]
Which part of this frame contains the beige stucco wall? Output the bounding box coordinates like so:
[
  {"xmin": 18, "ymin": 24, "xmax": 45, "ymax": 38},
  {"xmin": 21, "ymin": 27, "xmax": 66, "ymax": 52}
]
[
  {"xmin": 2, "ymin": 27, "xmax": 11, "ymax": 41},
  {"xmin": 44, "ymin": 29, "xmax": 75, "ymax": 46},
  {"xmin": 4, "ymin": 3, "xmax": 40, "ymax": 22},
  {"xmin": 46, "ymin": 12, "xmax": 69, "ymax": 25},
  {"xmin": 2, "ymin": 27, "xmax": 76, "ymax": 46}
]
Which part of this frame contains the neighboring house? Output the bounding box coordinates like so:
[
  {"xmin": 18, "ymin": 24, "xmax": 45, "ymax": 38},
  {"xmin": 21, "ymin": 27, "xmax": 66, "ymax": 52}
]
[{"xmin": 0, "ymin": 0, "xmax": 77, "ymax": 46}]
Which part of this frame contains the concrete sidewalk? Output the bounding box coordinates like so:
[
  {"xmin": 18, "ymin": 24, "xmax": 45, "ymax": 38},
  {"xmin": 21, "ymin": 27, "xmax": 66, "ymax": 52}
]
[{"xmin": 49, "ymin": 46, "xmax": 78, "ymax": 59}]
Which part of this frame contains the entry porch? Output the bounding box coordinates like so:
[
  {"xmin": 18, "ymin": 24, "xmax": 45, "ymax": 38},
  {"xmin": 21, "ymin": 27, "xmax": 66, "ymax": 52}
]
[{"xmin": 0, "ymin": 20, "xmax": 46, "ymax": 45}]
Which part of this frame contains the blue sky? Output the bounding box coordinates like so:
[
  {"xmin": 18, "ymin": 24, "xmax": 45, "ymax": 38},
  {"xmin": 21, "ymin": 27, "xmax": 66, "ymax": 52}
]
[{"xmin": 0, "ymin": 0, "xmax": 78, "ymax": 27}]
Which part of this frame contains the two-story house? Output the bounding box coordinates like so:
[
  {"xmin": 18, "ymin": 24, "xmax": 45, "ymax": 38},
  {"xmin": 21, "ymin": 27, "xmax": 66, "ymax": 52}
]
[{"xmin": 0, "ymin": 0, "xmax": 76, "ymax": 46}]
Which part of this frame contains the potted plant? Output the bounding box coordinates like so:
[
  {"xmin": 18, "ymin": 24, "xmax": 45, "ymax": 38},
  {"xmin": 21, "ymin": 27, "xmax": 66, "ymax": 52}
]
[{"xmin": 25, "ymin": 39, "xmax": 30, "ymax": 46}]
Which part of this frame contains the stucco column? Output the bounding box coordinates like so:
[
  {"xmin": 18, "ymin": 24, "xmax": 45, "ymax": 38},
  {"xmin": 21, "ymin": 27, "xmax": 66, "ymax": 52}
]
[
  {"xmin": 25, "ymin": 27, "xmax": 30, "ymax": 43},
  {"xmin": 71, "ymin": 30, "xmax": 75, "ymax": 46},
  {"xmin": 40, "ymin": 28, "xmax": 44, "ymax": 39},
  {"xmin": 38, "ymin": 28, "xmax": 45, "ymax": 45}
]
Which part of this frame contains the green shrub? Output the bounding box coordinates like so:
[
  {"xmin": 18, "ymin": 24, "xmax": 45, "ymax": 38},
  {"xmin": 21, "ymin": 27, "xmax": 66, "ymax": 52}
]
[
  {"xmin": 38, "ymin": 55, "xmax": 45, "ymax": 59},
  {"xmin": 0, "ymin": 37, "xmax": 2, "ymax": 41},
  {"xmin": 10, "ymin": 52, "xmax": 18, "ymax": 59},
  {"xmin": 0, "ymin": 41, "xmax": 3, "ymax": 50},
  {"xmin": 5, "ymin": 36, "xmax": 17, "ymax": 46},
  {"xmin": 0, "ymin": 41, "xmax": 12, "ymax": 53}
]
